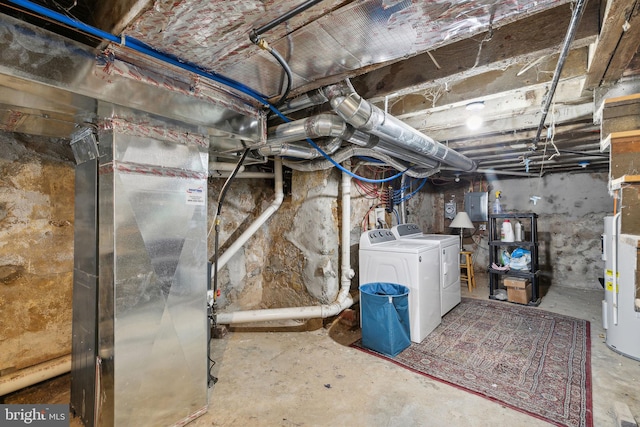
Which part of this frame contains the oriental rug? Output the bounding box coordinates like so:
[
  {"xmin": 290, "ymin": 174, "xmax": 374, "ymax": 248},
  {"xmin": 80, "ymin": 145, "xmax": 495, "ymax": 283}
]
[{"xmin": 353, "ymin": 297, "xmax": 592, "ymax": 427}]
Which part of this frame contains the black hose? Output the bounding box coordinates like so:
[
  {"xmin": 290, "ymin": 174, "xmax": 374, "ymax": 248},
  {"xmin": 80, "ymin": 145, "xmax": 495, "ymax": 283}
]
[
  {"xmin": 250, "ymin": 1, "xmax": 322, "ymax": 107},
  {"xmin": 212, "ymin": 148, "xmax": 251, "ymax": 308},
  {"xmin": 208, "ymin": 147, "xmax": 248, "ymax": 390},
  {"xmin": 249, "ymin": 0, "xmax": 324, "ymax": 43},
  {"xmin": 215, "ymin": 148, "xmax": 251, "ymax": 216},
  {"xmin": 268, "ymin": 46, "xmax": 293, "ymax": 107}
]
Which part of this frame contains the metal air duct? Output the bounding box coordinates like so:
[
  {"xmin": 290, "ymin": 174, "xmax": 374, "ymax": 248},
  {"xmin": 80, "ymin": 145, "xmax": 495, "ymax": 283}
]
[
  {"xmin": 323, "ymin": 81, "xmax": 477, "ymax": 172},
  {"xmin": 70, "ymin": 112, "xmax": 210, "ymax": 427},
  {"xmin": 262, "ymin": 113, "xmax": 440, "ymax": 169}
]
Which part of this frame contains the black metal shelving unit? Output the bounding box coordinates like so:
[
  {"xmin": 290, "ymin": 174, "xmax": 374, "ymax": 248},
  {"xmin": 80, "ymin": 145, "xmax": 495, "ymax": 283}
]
[{"xmin": 488, "ymin": 212, "xmax": 541, "ymax": 306}]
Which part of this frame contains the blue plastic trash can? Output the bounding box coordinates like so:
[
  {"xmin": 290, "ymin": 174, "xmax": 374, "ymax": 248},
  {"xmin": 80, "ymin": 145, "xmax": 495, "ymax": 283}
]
[{"xmin": 359, "ymin": 283, "xmax": 411, "ymax": 357}]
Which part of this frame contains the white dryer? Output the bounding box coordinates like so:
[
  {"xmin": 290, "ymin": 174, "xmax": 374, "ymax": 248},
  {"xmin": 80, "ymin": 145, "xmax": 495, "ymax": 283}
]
[
  {"xmin": 392, "ymin": 224, "xmax": 461, "ymax": 316},
  {"xmin": 359, "ymin": 229, "xmax": 441, "ymax": 343}
]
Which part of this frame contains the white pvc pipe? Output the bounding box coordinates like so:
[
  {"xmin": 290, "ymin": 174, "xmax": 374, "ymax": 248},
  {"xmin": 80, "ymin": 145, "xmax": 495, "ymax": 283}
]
[
  {"xmin": 209, "ymin": 172, "xmax": 275, "ymax": 179},
  {"xmin": 0, "ymin": 355, "xmax": 71, "ymax": 396},
  {"xmin": 209, "ymin": 162, "xmax": 246, "ymax": 172},
  {"xmin": 215, "ymin": 158, "xmax": 284, "ymax": 272},
  {"xmin": 216, "ymin": 163, "xmax": 354, "ymax": 325},
  {"xmin": 338, "ymin": 163, "xmax": 356, "ymax": 304}
]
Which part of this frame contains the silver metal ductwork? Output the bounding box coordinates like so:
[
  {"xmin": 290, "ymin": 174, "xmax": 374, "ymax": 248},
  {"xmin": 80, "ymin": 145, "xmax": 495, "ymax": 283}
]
[
  {"xmin": 262, "ymin": 112, "xmax": 442, "ymax": 170},
  {"xmin": 260, "ymin": 113, "xmax": 378, "ymax": 159},
  {"xmin": 264, "ymin": 82, "xmax": 474, "ymax": 172},
  {"xmin": 70, "ymin": 108, "xmax": 210, "ymax": 427},
  {"xmin": 323, "ymin": 81, "xmax": 477, "ymax": 172}
]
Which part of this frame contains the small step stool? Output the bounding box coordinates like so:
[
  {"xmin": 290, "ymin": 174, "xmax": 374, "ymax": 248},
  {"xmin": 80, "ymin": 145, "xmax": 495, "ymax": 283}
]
[{"xmin": 460, "ymin": 251, "xmax": 476, "ymax": 292}]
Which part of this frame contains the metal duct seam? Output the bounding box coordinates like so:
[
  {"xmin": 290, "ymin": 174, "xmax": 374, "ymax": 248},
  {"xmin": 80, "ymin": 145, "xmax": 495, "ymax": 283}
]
[
  {"xmin": 279, "ymin": 89, "xmax": 328, "ymax": 114},
  {"xmin": 260, "ymin": 114, "xmax": 380, "ymax": 159},
  {"xmin": 266, "ymin": 114, "xmax": 361, "ymax": 145},
  {"xmin": 323, "ymin": 81, "xmax": 477, "ymax": 172},
  {"xmin": 259, "ymin": 137, "xmax": 342, "ymax": 159},
  {"xmin": 283, "ymin": 146, "xmax": 440, "ymax": 179}
]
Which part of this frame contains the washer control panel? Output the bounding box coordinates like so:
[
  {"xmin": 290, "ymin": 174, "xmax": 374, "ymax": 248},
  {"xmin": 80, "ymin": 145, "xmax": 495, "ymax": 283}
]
[
  {"xmin": 394, "ymin": 223, "xmax": 422, "ymax": 237},
  {"xmin": 365, "ymin": 229, "xmax": 396, "ymax": 244}
]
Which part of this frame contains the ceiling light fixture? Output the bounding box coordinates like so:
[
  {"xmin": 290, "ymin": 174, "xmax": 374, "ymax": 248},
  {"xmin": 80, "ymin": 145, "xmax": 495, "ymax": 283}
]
[
  {"xmin": 465, "ymin": 101, "xmax": 485, "ymax": 111},
  {"xmin": 466, "ymin": 115, "xmax": 483, "ymax": 130}
]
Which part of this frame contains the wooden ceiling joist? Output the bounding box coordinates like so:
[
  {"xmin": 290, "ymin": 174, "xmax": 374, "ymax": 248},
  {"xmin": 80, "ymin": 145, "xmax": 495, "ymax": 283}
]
[{"xmin": 584, "ymin": 0, "xmax": 640, "ymax": 91}]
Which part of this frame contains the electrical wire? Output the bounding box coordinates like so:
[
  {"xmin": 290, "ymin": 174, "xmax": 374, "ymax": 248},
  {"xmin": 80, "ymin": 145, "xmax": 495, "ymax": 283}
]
[
  {"xmin": 215, "ymin": 148, "xmax": 251, "ymax": 217},
  {"xmin": 208, "ymin": 354, "xmax": 218, "ymax": 387},
  {"xmin": 392, "ymin": 208, "xmax": 400, "ymax": 226},
  {"xmin": 395, "ymin": 177, "xmax": 427, "ymax": 203}
]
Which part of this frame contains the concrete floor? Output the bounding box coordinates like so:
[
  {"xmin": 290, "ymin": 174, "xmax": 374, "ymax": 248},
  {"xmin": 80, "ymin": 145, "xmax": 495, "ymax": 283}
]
[
  {"xmin": 4, "ymin": 275, "xmax": 640, "ymax": 426},
  {"xmin": 198, "ymin": 277, "xmax": 640, "ymax": 427}
]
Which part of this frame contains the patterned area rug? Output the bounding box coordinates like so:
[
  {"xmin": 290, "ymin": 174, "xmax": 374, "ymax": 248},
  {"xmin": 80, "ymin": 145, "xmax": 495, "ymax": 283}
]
[{"xmin": 354, "ymin": 297, "xmax": 592, "ymax": 427}]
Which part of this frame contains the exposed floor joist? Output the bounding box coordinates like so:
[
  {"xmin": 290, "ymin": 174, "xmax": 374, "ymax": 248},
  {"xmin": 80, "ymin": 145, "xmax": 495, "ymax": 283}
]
[
  {"xmin": 351, "ymin": 0, "xmax": 600, "ymax": 101},
  {"xmin": 584, "ymin": 0, "xmax": 640, "ymax": 91}
]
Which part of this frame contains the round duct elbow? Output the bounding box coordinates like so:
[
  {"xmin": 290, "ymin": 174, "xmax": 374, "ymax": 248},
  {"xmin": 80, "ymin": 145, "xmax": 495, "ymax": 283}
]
[{"xmin": 330, "ymin": 93, "xmax": 374, "ymax": 130}]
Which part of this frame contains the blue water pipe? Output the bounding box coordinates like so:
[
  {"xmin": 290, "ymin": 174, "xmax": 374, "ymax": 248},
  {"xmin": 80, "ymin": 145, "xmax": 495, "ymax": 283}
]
[{"xmin": 8, "ymin": 0, "xmax": 414, "ymax": 184}]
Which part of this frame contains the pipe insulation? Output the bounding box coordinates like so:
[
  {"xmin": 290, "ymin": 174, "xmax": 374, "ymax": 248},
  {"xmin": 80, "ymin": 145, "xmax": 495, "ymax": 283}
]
[
  {"xmin": 0, "ymin": 355, "xmax": 71, "ymax": 396},
  {"xmin": 323, "ymin": 81, "xmax": 477, "ymax": 172},
  {"xmin": 216, "ymin": 163, "xmax": 355, "ymax": 325},
  {"xmin": 279, "ymin": 89, "xmax": 328, "ymax": 114}
]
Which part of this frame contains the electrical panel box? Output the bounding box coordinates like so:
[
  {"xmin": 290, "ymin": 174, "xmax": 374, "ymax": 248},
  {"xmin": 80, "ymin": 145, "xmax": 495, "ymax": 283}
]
[{"xmin": 465, "ymin": 192, "xmax": 488, "ymax": 221}]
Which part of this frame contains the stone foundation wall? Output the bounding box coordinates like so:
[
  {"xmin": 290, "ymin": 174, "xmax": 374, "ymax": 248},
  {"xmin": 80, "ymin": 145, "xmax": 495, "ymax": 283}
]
[
  {"xmin": 0, "ymin": 127, "xmax": 613, "ymax": 375},
  {"xmin": 0, "ymin": 132, "xmax": 74, "ymax": 373},
  {"xmin": 409, "ymin": 172, "xmax": 613, "ymax": 290}
]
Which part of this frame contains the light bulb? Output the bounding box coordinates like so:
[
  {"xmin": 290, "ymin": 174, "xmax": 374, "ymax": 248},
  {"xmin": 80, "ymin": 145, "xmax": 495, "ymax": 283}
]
[{"xmin": 466, "ymin": 115, "xmax": 483, "ymax": 130}]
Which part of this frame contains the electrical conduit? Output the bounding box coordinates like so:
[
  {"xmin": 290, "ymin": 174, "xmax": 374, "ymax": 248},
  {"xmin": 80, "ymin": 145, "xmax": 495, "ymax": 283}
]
[{"xmin": 216, "ymin": 162, "xmax": 355, "ymax": 324}]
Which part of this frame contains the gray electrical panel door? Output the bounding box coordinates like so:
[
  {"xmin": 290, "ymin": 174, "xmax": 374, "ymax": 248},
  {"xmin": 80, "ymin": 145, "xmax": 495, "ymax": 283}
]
[{"xmin": 465, "ymin": 192, "xmax": 488, "ymax": 221}]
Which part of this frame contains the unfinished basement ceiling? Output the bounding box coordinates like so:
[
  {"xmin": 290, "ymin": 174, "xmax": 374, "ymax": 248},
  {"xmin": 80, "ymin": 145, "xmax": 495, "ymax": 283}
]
[{"xmin": 2, "ymin": 0, "xmax": 640, "ymax": 176}]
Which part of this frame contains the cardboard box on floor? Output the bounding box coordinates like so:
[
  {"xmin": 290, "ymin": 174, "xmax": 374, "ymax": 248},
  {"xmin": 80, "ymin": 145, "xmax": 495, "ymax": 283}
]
[{"xmin": 504, "ymin": 277, "xmax": 531, "ymax": 304}]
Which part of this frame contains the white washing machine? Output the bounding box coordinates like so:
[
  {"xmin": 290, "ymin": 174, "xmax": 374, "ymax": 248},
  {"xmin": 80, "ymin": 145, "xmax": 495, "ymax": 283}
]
[
  {"xmin": 359, "ymin": 229, "xmax": 441, "ymax": 343},
  {"xmin": 392, "ymin": 224, "xmax": 461, "ymax": 316}
]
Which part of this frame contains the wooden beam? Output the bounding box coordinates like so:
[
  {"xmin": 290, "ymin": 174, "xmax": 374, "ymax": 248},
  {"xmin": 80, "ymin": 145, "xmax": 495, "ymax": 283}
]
[
  {"xmin": 584, "ymin": 0, "xmax": 640, "ymax": 90},
  {"xmin": 396, "ymin": 77, "xmax": 593, "ymax": 139},
  {"xmin": 373, "ymin": 47, "xmax": 589, "ymax": 113},
  {"xmin": 603, "ymin": 1, "xmax": 640, "ymax": 84},
  {"xmin": 351, "ymin": 1, "xmax": 600, "ymax": 100},
  {"xmin": 92, "ymin": 0, "xmax": 152, "ymax": 34},
  {"xmin": 610, "ymin": 174, "xmax": 640, "ymax": 189}
]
